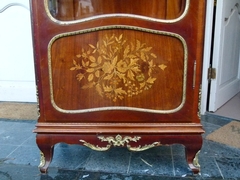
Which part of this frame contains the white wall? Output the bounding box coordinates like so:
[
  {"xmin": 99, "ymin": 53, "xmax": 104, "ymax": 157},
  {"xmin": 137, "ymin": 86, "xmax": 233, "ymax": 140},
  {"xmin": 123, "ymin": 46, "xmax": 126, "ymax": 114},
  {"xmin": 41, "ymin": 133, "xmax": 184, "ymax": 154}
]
[{"xmin": 0, "ymin": 0, "xmax": 37, "ymax": 102}]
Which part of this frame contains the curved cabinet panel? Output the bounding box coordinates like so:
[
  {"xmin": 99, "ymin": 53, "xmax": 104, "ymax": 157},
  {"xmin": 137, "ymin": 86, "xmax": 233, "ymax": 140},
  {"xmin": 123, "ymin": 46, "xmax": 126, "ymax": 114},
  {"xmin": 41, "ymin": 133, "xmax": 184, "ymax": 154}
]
[
  {"xmin": 46, "ymin": 0, "xmax": 189, "ymax": 23},
  {"xmin": 49, "ymin": 26, "xmax": 187, "ymax": 113}
]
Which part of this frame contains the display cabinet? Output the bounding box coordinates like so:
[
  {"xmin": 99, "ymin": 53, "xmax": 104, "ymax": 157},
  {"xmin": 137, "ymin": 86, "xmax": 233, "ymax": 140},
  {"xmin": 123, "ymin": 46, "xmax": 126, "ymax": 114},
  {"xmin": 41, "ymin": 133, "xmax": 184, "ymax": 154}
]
[{"xmin": 30, "ymin": 0, "xmax": 206, "ymax": 174}]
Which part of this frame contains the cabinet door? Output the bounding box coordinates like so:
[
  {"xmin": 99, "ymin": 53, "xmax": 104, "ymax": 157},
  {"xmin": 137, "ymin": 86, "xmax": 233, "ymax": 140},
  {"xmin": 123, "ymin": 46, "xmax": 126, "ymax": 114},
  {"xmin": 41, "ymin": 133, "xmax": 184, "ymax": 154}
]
[{"xmin": 32, "ymin": 0, "xmax": 205, "ymax": 123}]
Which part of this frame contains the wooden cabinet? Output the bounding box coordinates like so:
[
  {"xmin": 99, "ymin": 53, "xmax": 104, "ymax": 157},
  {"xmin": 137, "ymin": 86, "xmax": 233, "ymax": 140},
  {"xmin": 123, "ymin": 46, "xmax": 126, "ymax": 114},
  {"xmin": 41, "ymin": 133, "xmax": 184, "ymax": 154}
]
[{"xmin": 31, "ymin": 0, "xmax": 206, "ymax": 174}]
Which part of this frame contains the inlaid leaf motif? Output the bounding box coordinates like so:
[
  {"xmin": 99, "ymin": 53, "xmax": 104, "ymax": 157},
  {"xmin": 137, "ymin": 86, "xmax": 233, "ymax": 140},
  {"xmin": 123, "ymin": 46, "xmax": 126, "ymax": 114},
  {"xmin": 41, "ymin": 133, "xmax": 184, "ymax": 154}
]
[
  {"xmin": 103, "ymin": 85, "xmax": 113, "ymax": 92},
  {"xmin": 89, "ymin": 44, "xmax": 95, "ymax": 49},
  {"xmin": 70, "ymin": 60, "xmax": 82, "ymax": 70},
  {"xmin": 86, "ymin": 68, "xmax": 95, "ymax": 73},
  {"xmin": 97, "ymin": 57, "xmax": 102, "ymax": 64},
  {"xmin": 95, "ymin": 70, "xmax": 100, "ymax": 78},
  {"xmin": 159, "ymin": 64, "xmax": 167, "ymax": 70},
  {"xmin": 90, "ymin": 63, "xmax": 98, "ymax": 67},
  {"xmin": 124, "ymin": 45, "xmax": 130, "ymax": 58},
  {"xmin": 70, "ymin": 33, "xmax": 168, "ymax": 101},
  {"xmin": 136, "ymin": 40, "xmax": 141, "ymax": 51},
  {"xmin": 115, "ymin": 34, "xmax": 123, "ymax": 43},
  {"xmin": 104, "ymin": 73, "xmax": 114, "ymax": 80},
  {"xmin": 89, "ymin": 56, "xmax": 96, "ymax": 62},
  {"xmin": 146, "ymin": 77, "xmax": 156, "ymax": 84},
  {"xmin": 95, "ymin": 83, "xmax": 103, "ymax": 97},
  {"xmin": 88, "ymin": 74, "xmax": 94, "ymax": 81},
  {"xmin": 127, "ymin": 70, "xmax": 135, "ymax": 81},
  {"xmin": 140, "ymin": 82, "xmax": 146, "ymax": 89},
  {"xmin": 85, "ymin": 61, "xmax": 89, "ymax": 66},
  {"xmin": 114, "ymin": 88, "xmax": 127, "ymax": 96},
  {"xmin": 151, "ymin": 53, "xmax": 157, "ymax": 58},
  {"xmin": 82, "ymin": 82, "xmax": 94, "ymax": 89},
  {"xmin": 76, "ymin": 73, "xmax": 84, "ymax": 81}
]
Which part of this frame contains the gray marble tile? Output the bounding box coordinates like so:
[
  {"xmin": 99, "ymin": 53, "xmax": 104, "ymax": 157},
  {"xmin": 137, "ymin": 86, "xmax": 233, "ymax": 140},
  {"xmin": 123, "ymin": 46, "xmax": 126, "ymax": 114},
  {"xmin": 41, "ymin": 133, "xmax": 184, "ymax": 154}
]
[
  {"xmin": 202, "ymin": 140, "xmax": 240, "ymax": 158},
  {"xmin": 51, "ymin": 144, "xmax": 91, "ymax": 170},
  {"xmin": 172, "ymin": 155, "xmax": 192, "ymax": 177},
  {"xmin": 0, "ymin": 120, "xmax": 16, "ymax": 130},
  {"xmin": 129, "ymin": 151, "xmax": 174, "ymax": 176},
  {"xmin": 199, "ymin": 140, "xmax": 211, "ymax": 156},
  {"xmin": 10, "ymin": 120, "xmax": 36, "ymax": 132},
  {"xmin": 0, "ymin": 128, "xmax": 33, "ymax": 146},
  {"xmin": 139, "ymin": 145, "xmax": 171, "ymax": 155},
  {"xmin": 216, "ymin": 157, "xmax": 240, "ymax": 179},
  {"xmin": 202, "ymin": 115, "xmax": 231, "ymax": 127},
  {"xmin": 42, "ymin": 169, "xmax": 82, "ymax": 180},
  {"xmin": 0, "ymin": 164, "xmax": 40, "ymax": 180},
  {"xmin": 201, "ymin": 123, "xmax": 222, "ymax": 138},
  {"xmin": 198, "ymin": 156, "xmax": 223, "ymax": 178},
  {"xmin": 0, "ymin": 144, "xmax": 18, "ymax": 158},
  {"xmin": 84, "ymin": 147, "xmax": 130, "ymax": 174},
  {"xmin": 0, "ymin": 121, "xmax": 16, "ymax": 137},
  {"xmin": 0, "ymin": 164, "xmax": 197, "ymax": 180},
  {"xmin": 171, "ymin": 144, "xmax": 185, "ymax": 155},
  {"xmin": 5, "ymin": 145, "xmax": 40, "ymax": 166},
  {"xmin": 21, "ymin": 134, "xmax": 37, "ymax": 147}
]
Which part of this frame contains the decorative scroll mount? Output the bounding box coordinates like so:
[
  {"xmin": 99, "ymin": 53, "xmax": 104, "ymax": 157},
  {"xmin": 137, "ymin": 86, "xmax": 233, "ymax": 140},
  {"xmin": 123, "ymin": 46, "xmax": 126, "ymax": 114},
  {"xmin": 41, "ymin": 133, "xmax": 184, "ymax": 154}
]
[{"xmin": 80, "ymin": 134, "xmax": 161, "ymax": 152}]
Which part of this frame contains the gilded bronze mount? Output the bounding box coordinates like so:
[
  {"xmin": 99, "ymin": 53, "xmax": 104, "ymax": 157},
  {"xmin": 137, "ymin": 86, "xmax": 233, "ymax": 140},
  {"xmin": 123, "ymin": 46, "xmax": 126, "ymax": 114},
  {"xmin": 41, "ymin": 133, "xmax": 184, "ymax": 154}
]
[{"xmin": 80, "ymin": 134, "xmax": 161, "ymax": 151}]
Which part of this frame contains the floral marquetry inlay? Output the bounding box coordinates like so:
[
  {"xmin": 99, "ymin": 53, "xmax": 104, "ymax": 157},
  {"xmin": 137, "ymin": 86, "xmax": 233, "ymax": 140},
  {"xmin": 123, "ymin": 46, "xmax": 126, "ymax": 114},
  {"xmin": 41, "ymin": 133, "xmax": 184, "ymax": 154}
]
[{"xmin": 70, "ymin": 34, "xmax": 167, "ymax": 102}]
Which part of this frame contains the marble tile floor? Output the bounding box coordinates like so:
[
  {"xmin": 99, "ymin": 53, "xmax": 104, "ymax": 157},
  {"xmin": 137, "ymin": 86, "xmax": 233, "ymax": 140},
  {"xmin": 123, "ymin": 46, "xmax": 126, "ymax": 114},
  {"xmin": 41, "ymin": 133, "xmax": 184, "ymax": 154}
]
[{"xmin": 0, "ymin": 115, "xmax": 240, "ymax": 180}]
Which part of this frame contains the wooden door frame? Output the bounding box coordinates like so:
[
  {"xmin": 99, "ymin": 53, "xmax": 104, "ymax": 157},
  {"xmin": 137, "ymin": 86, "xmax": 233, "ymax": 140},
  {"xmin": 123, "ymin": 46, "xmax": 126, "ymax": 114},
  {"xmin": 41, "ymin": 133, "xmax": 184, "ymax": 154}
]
[
  {"xmin": 201, "ymin": 0, "xmax": 240, "ymax": 115},
  {"xmin": 200, "ymin": 0, "xmax": 215, "ymax": 115}
]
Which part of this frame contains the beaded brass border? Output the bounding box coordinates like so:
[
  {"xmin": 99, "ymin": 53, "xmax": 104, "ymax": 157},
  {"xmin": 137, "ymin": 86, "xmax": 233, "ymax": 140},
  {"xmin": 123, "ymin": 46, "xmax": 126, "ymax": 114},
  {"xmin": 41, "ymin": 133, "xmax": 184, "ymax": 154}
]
[
  {"xmin": 44, "ymin": 0, "xmax": 190, "ymax": 25},
  {"xmin": 48, "ymin": 25, "xmax": 188, "ymax": 114}
]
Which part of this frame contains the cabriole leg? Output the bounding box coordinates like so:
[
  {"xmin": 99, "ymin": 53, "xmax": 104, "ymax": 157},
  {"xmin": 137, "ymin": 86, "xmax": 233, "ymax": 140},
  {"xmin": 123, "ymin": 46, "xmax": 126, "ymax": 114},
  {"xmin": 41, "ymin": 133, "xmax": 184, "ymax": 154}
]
[
  {"xmin": 185, "ymin": 137, "xmax": 202, "ymax": 174},
  {"xmin": 36, "ymin": 135, "xmax": 54, "ymax": 174}
]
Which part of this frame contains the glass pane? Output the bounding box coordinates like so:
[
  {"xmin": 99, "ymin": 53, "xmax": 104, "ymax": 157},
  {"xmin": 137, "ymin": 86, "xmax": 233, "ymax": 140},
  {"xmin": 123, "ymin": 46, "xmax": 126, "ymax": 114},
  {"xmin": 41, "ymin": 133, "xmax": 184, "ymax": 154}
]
[{"xmin": 48, "ymin": 0, "xmax": 187, "ymax": 21}]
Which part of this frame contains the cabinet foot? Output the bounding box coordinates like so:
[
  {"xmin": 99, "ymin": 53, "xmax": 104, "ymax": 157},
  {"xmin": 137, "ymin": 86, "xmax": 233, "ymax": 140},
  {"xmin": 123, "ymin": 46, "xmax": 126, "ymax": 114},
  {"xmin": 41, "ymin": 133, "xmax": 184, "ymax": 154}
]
[
  {"xmin": 37, "ymin": 145, "xmax": 54, "ymax": 173},
  {"xmin": 185, "ymin": 144, "xmax": 201, "ymax": 174}
]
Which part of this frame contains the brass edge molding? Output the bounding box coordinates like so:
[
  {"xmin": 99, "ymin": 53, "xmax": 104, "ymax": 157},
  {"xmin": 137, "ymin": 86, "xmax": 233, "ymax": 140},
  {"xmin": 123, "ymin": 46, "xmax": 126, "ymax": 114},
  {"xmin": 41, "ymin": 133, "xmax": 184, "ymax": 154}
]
[
  {"xmin": 48, "ymin": 25, "xmax": 188, "ymax": 114},
  {"xmin": 44, "ymin": 0, "xmax": 190, "ymax": 25},
  {"xmin": 36, "ymin": 86, "xmax": 40, "ymax": 118},
  {"xmin": 198, "ymin": 85, "xmax": 202, "ymax": 118},
  {"xmin": 38, "ymin": 151, "xmax": 46, "ymax": 168},
  {"xmin": 193, "ymin": 151, "xmax": 200, "ymax": 169},
  {"xmin": 79, "ymin": 134, "xmax": 161, "ymax": 152}
]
